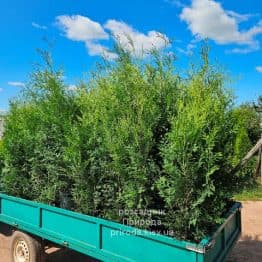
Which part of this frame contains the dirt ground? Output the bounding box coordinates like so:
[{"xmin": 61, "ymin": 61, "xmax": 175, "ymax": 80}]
[
  {"xmin": 0, "ymin": 201, "xmax": 261, "ymax": 262},
  {"xmin": 228, "ymin": 201, "xmax": 262, "ymax": 262},
  {"xmin": 0, "ymin": 223, "xmax": 96, "ymax": 262}
]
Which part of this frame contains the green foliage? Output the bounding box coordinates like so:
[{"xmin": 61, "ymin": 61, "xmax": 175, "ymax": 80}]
[
  {"xmin": 157, "ymin": 50, "xmax": 234, "ymax": 240},
  {"xmin": 69, "ymin": 49, "xmax": 178, "ymax": 220},
  {"xmin": 230, "ymin": 104, "xmax": 261, "ymax": 183},
  {"xmin": 233, "ymin": 182, "xmax": 262, "ymax": 201},
  {"xmin": 0, "ymin": 45, "xmax": 259, "ymax": 242},
  {"xmin": 0, "ymin": 140, "xmax": 5, "ymax": 178},
  {"xmin": 232, "ymin": 104, "xmax": 261, "ymax": 148},
  {"xmin": 1, "ymin": 52, "xmax": 79, "ymax": 203},
  {"xmin": 253, "ymin": 95, "xmax": 262, "ymax": 114}
]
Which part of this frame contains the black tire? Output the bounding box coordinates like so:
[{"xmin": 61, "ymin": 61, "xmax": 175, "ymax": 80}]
[{"xmin": 10, "ymin": 230, "xmax": 45, "ymax": 262}]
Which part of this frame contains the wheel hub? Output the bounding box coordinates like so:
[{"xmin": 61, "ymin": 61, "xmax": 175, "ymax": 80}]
[{"xmin": 14, "ymin": 239, "xmax": 30, "ymax": 262}]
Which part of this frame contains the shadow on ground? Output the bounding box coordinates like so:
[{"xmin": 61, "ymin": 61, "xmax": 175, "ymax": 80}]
[
  {"xmin": 0, "ymin": 222, "xmax": 98, "ymax": 262},
  {"xmin": 228, "ymin": 235, "xmax": 262, "ymax": 262},
  {"xmin": 45, "ymin": 248, "xmax": 98, "ymax": 262}
]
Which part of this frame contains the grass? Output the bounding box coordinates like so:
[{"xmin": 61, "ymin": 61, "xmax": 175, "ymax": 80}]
[{"xmin": 234, "ymin": 182, "xmax": 262, "ymax": 201}]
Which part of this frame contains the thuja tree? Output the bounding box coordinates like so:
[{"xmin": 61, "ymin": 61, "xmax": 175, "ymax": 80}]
[
  {"xmin": 157, "ymin": 49, "xmax": 236, "ymax": 240},
  {"xmin": 1, "ymin": 51, "xmax": 79, "ymax": 203},
  {"xmin": 67, "ymin": 48, "xmax": 179, "ymax": 221}
]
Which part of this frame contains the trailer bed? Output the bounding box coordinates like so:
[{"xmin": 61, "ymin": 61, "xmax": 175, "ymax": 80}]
[{"xmin": 0, "ymin": 193, "xmax": 241, "ymax": 262}]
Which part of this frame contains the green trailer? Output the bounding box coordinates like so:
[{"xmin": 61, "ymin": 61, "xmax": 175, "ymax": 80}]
[{"xmin": 0, "ymin": 193, "xmax": 241, "ymax": 262}]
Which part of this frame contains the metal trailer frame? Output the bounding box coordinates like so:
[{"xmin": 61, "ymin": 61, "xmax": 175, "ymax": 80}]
[{"xmin": 0, "ymin": 193, "xmax": 241, "ymax": 262}]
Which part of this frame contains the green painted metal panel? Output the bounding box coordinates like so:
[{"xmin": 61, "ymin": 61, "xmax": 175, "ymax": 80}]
[
  {"xmin": 0, "ymin": 198, "xmax": 39, "ymax": 227},
  {"xmin": 101, "ymin": 225, "xmax": 197, "ymax": 261},
  {"xmin": 203, "ymin": 229, "xmax": 224, "ymax": 262},
  {"xmin": 203, "ymin": 202, "xmax": 242, "ymax": 262},
  {"xmin": 0, "ymin": 194, "xmax": 241, "ymax": 262},
  {"xmin": 41, "ymin": 209, "xmax": 98, "ymax": 248}
]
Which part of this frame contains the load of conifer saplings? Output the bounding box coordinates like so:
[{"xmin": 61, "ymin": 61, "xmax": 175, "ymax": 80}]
[{"xmin": 1, "ymin": 46, "xmax": 260, "ymax": 242}]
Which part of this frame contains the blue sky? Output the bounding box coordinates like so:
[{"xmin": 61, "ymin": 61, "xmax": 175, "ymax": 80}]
[{"xmin": 0, "ymin": 0, "xmax": 261, "ymax": 111}]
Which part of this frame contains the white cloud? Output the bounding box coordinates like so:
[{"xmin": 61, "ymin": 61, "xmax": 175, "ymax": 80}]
[
  {"xmin": 67, "ymin": 84, "xmax": 77, "ymax": 91},
  {"xmin": 85, "ymin": 41, "xmax": 118, "ymax": 59},
  {"xmin": 0, "ymin": 88, "xmax": 3, "ymax": 92},
  {"xmin": 255, "ymin": 66, "xmax": 262, "ymax": 73},
  {"xmin": 225, "ymin": 11, "xmax": 252, "ymax": 23},
  {"xmin": 104, "ymin": 20, "xmax": 169, "ymax": 56},
  {"xmin": 228, "ymin": 44, "xmax": 259, "ymax": 54},
  {"xmin": 32, "ymin": 22, "xmax": 47, "ymax": 30},
  {"xmin": 8, "ymin": 81, "xmax": 25, "ymax": 87},
  {"xmin": 56, "ymin": 15, "xmax": 117, "ymax": 59},
  {"xmin": 176, "ymin": 42, "xmax": 196, "ymax": 56},
  {"xmin": 56, "ymin": 15, "xmax": 169, "ymax": 58},
  {"xmin": 56, "ymin": 15, "xmax": 108, "ymax": 41},
  {"xmin": 180, "ymin": 0, "xmax": 262, "ymax": 53},
  {"xmin": 165, "ymin": 0, "xmax": 185, "ymax": 8}
]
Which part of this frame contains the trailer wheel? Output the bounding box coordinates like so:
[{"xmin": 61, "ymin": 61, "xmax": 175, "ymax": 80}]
[{"xmin": 10, "ymin": 231, "xmax": 44, "ymax": 262}]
